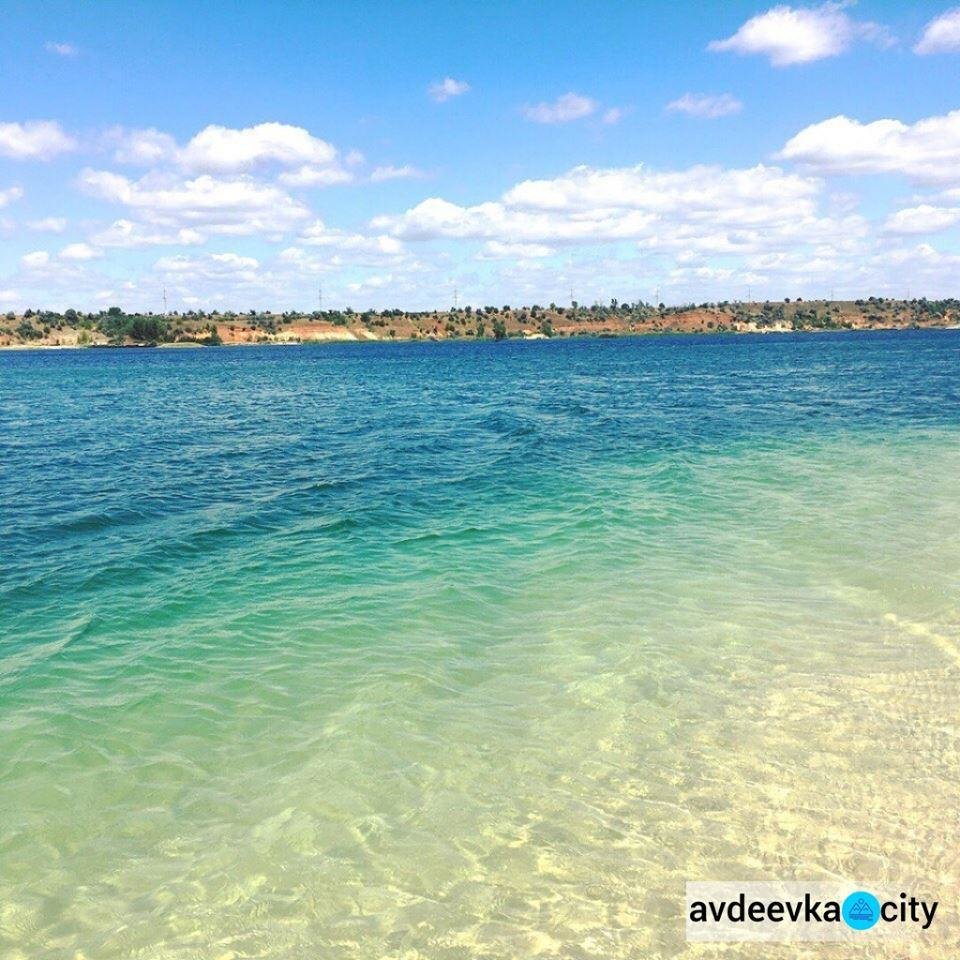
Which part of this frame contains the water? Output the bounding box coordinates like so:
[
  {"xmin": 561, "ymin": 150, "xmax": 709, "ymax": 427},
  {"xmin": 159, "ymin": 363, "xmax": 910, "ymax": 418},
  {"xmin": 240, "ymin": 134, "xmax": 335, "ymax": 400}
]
[{"xmin": 2, "ymin": 331, "xmax": 959, "ymax": 959}]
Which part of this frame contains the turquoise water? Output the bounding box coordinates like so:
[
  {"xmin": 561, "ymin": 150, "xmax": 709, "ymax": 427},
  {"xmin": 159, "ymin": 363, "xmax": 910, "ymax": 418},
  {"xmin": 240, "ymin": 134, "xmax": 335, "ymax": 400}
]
[{"xmin": 2, "ymin": 332, "xmax": 959, "ymax": 958}]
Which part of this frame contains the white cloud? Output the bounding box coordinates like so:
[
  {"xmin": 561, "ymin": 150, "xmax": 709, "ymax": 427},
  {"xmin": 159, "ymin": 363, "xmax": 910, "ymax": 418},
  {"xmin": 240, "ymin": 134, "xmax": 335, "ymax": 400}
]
[
  {"xmin": 21, "ymin": 250, "xmax": 51, "ymax": 269},
  {"xmin": 0, "ymin": 185, "xmax": 23, "ymax": 208},
  {"xmin": 108, "ymin": 127, "xmax": 179, "ymax": 165},
  {"xmin": 370, "ymin": 165, "xmax": 424, "ymax": 182},
  {"xmin": 178, "ymin": 122, "xmax": 339, "ymax": 173},
  {"xmin": 148, "ymin": 253, "xmax": 268, "ymax": 301},
  {"xmin": 297, "ymin": 219, "xmax": 406, "ymax": 257},
  {"xmin": 883, "ymin": 203, "xmax": 960, "ymax": 234},
  {"xmin": 26, "ymin": 216, "xmax": 67, "ymax": 232},
  {"xmin": 278, "ymin": 165, "xmax": 354, "ymax": 187},
  {"xmin": 779, "ymin": 109, "xmax": 960, "ymax": 182},
  {"xmin": 45, "ymin": 41, "xmax": 78, "ymax": 56},
  {"xmin": 108, "ymin": 122, "xmax": 352, "ymax": 186},
  {"xmin": 89, "ymin": 218, "xmax": 205, "ymax": 248},
  {"xmin": 59, "ymin": 242, "xmax": 101, "ymax": 261},
  {"xmin": 478, "ymin": 241, "xmax": 554, "ymax": 259},
  {"xmin": 108, "ymin": 122, "xmax": 343, "ymax": 170},
  {"xmin": 666, "ymin": 93, "xmax": 743, "ymax": 119},
  {"xmin": 371, "ymin": 163, "xmax": 859, "ymax": 261},
  {"xmin": 428, "ymin": 77, "xmax": 471, "ymax": 102},
  {"xmin": 601, "ymin": 107, "xmax": 625, "ymax": 125},
  {"xmin": 862, "ymin": 241, "xmax": 960, "ymax": 294},
  {"xmin": 914, "ymin": 7, "xmax": 960, "ymax": 54},
  {"xmin": 79, "ymin": 169, "xmax": 311, "ymax": 238},
  {"xmin": 709, "ymin": 3, "xmax": 893, "ymax": 66},
  {"xmin": 155, "ymin": 252, "xmax": 260, "ymax": 275},
  {"xmin": 0, "ymin": 121, "xmax": 76, "ymax": 160},
  {"xmin": 523, "ymin": 93, "xmax": 598, "ymax": 124},
  {"xmin": 12, "ymin": 106, "xmax": 960, "ymax": 308}
]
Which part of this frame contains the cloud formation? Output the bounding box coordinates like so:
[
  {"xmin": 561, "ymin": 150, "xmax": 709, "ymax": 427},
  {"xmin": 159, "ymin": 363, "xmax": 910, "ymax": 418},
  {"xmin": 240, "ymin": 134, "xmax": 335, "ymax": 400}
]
[
  {"xmin": 3, "ymin": 100, "xmax": 960, "ymax": 311},
  {"xmin": 0, "ymin": 186, "xmax": 24, "ymax": 208},
  {"xmin": 428, "ymin": 78, "xmax": 471, "ymax": 102},
  {"xmin": 109, "ymin": 122, "xmax": 352, "ymax": 183},
  {"xmin": 21, "ymin": 250, "xmax": 51, "ymax": 269},
  {"xmin": 523, "ymin": 93, "xmax": 599, "ymax": 124},
  {"xmin": 371, "ymin": 162, "xmax": 858, "ymax": 260},
  {"xmin": 709, "ymin": 3, "xmax": 893, "ymax": 66},
  {"xmin": 179, "ymin": 123, "xmax": 338, "ymax": 173},
  {"xmin": 79, "ymin": 169, "xmax": 311, "ymax": 240},
  {"xmin": 0, "ymin": 121, "xmax": 76, "ymax": 160},
  {"xmin": 370, "ymin": 165, "xmax": 424, "ymax": 182},
  {"xmin": 914, "ymin": 7, "xmax": 960, "ymax": 54},
  {"xmin": 59, "ymin": 242, "xmax": 100, "ymax": 261},
  {"xmin": 26, "ymin": 217, "xmax": 67, "ymax": 232},
  {"xmin": 884, "ymin": 203, "xmax": 960, "ymax": 235},
  {"xmin": 666, "ymin": 93, "xmax": 743, "ymax": 118},
  {"xmin": 45, "ymin": 41, "xmax": 78, "ymax": 56},
  {"xmin": 779, "ymin": 108, "xmax": 960, "ymax": 182}
]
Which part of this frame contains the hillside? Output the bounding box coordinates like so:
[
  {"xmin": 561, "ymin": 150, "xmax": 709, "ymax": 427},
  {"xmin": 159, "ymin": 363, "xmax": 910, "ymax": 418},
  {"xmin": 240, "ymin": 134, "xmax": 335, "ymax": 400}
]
[{"xmin": 1, "ymin": 297, "xmax": 958, "ymax": 348}]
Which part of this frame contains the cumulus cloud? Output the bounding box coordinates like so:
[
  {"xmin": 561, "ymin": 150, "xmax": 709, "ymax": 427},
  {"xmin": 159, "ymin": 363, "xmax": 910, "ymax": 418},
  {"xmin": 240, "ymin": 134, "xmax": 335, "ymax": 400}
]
[
  {"xmin": 370, "ymin": 162, "xmax": 862, "ymax": 262},
  {"xmin": 523, "ymin": 93, "xmax": 598, "ymax": 124},
  {"xmin": 277, "ymin": 165, "xmax": 354, "ymax": 187},
  {"xmin": 861, "ymin": 241, "xmax": 960, "ymax": 294},
  {"xmin": 779, "ymin": 109, "xmax": 960, "ymax": 182},
  {"xmin": 428, "ymin": 77, "xmax": 471, "ymax": 102},
  {"xmin": 10, "ymin": 106, "xmax": 960, "ymax": 309},
  {"xmin": 79, "ymin": 169, "xmax": 311, "ymax": 238},
  {"xmin": 297, "ymin": 219, "xmax": 406, "ymax": 258},
  {"xmin": 73, "ymin": 121, "xmax": 362, "ymax": 253},
  {"xmin": 178, "ymin": 122, "xmax": 338, "ymax": 173},
  {"xmin": 666, "ymin": 93, "xmax": 743, "ymax": 119},
  {"xmin": 0, "ymin": 120, "xmax": 76, "ymax": 160},
  {"xmin": 109, "ymin": 122, "xmax": 351, "ymax": 182},
  {"xmin": 26, "ymin": 216, "xmax": 67, "ymax": 232},
  {"xmin": 89, "ymin": 218, "xmax": 205, "ymax": 248},
  {"xmin": 155, "ymin": 252, "xmax": 260, "ymax": 277},
  {"xmin": 59, "ymin": 242, "xmax": 101, "ymax": 261},
  {"xmin": 883, "ymin": 203, "xmax": 960, "ymax": 234},
  {"xmin": 108, "ymin": 127, "xmax": 179, "ymax": 166},
  {"xmin": 21, "ymin": 250, "xmax": 51, "ymax": 269},
  {"xmin": 0, "ymin": 185, "xmax": 23, "ymax": 208},
  {"xmin": 709, "ymin": 3, "xmax": 893, "ymax": 66},
  {"xmin": 914, "ymin": 7, "xmax": 960, "ymax": 54},
  {"xmin": 45, "ymin": 41, "xmax": 78, "ymax": 56}
]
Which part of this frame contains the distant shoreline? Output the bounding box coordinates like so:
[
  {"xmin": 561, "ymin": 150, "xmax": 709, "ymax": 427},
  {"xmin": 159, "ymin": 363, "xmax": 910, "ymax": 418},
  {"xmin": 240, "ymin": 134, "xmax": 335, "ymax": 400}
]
[
  {"xmin": 3, "ymin": 298, "xmax": 958, "ymax": 349},
  {"xmin": 3, "ymin": 322, "xmax": 958, "ymax": 352}
]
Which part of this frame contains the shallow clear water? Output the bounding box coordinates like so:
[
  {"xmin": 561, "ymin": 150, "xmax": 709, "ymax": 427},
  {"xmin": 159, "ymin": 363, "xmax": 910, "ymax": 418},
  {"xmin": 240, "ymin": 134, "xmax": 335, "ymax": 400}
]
[{"xmin": 2, "ymin": 332, "xmax": 959, "ymax": 958}]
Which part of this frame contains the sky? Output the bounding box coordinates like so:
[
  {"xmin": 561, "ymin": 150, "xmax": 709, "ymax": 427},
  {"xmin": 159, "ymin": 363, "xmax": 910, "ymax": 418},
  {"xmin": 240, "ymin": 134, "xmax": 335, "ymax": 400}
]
[{"xmin": 2, "ymin": 0, "xmax": 960, "ymax": 312}]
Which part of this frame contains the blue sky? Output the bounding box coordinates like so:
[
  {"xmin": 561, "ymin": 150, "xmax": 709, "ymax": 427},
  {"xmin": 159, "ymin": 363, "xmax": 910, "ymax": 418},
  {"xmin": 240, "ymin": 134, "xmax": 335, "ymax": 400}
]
[{"xmin": 2, "ymin": 0, "xmax": 960, "ymax": 311}]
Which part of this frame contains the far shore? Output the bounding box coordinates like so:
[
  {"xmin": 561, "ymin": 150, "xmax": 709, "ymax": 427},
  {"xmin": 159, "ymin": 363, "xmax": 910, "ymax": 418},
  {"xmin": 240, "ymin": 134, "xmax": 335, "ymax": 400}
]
[
  {"xmin": 2, "ymin": 297, "xmax": 958, "ymax": 350},
  {"xmin": 3, "ymin": 323, "xmax": 958, "ymax": 353}
]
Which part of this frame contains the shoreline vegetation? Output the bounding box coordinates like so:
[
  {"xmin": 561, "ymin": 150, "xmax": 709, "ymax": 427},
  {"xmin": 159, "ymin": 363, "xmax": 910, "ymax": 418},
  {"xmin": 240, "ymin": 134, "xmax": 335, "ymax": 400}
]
[{"xmin": 1, "ymin": 297, "xmax": 958, "ymax": 349}]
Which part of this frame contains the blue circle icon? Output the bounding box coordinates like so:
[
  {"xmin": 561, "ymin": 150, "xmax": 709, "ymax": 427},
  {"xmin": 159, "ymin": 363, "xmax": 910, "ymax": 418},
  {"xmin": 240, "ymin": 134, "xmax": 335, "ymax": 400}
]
[{"xmin": 843, "ymin": 891, "xmax": 880, "ymax": 930}]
